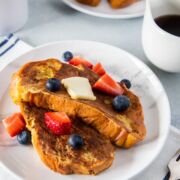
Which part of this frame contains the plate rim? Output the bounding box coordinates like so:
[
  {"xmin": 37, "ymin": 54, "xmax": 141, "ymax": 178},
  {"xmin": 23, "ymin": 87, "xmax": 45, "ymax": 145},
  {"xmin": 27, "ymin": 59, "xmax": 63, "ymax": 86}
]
[
  {"xmin": 0, "ymin": 40, "xmax": 171, "ymax": 180},
  {"xmin": 62, "ymin": 0, "xmax": 145, "ymax": 19}
]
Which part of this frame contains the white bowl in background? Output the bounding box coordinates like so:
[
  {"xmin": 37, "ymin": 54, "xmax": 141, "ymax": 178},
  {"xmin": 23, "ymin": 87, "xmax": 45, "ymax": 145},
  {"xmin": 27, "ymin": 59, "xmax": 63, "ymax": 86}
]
[{"xmin": 0, "ymin": 0, "xmax": 28, "ymax": 36}]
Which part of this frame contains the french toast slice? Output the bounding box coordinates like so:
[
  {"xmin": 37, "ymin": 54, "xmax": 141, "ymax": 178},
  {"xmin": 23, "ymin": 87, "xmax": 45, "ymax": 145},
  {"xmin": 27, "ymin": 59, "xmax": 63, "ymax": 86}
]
[
  {"xmin": 10, "ymin": 59, "xmax": 146, "ymax": 148},
  {"xmin": 108, "ymin": 0, "xmax": 138, "ymax": 8},
  {"xmin": 76, "ymin": 0, "xmax": 101, "ymax": 6},
  {"xmin": 20, "ymin": 103, "xmax": 114, "ymax": 175}
]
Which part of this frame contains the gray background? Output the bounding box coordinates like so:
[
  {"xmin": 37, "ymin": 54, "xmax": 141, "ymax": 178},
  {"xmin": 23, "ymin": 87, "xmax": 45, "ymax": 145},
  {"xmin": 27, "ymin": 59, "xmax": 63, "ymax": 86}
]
[{"xmin": 16, "ymin": 0, "xmax": 180, "ymax": 129}]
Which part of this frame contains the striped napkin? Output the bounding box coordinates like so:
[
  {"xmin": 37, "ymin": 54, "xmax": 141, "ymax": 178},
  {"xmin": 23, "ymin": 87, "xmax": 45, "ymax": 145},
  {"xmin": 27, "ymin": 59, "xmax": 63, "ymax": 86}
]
[{"xmin": 0, "ymin": 34, "xmax": 32, "ymax": 71}]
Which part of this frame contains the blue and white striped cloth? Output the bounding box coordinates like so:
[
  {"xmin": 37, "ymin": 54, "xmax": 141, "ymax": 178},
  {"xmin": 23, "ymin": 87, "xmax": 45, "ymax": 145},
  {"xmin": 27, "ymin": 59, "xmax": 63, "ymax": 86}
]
[
  {"xmin": 0, "ymin": 34, "xmax": 32, "ymax": 71},
  {"xmin": 0, "ymin": 34, "xmax": 20, "ymax": 57}
]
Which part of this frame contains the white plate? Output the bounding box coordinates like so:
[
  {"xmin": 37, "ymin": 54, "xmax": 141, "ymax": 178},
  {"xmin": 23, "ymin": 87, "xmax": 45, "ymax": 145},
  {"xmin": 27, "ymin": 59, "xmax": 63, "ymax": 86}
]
[
  {"xmin": 0, "ymin": 41, "xmax": 170, "ymax": 180},
  {"xmin": 62, "ymin": 0, "xmax": 145, "ymax": 19}
]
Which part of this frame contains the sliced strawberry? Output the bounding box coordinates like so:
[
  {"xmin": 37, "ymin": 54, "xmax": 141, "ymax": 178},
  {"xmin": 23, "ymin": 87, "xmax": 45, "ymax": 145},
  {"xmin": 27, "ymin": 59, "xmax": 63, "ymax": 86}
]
[
  {"xmin": 2, "ymin": 113, "xmax": 26, "ymax": 137},
  {"xmin": 44, "ymin": 112, "xmax": 72, "ymax": 135},
  {"xmin": 93, "ymin": 74, "xmax": 124, "ymax": 96},
  {"xmin": 69, "ymin": 56, "xmax": 93, "ymax": 69},
  {"xmin": 92, "ymin": 63, "xmax": 106, "ymax": 76}
]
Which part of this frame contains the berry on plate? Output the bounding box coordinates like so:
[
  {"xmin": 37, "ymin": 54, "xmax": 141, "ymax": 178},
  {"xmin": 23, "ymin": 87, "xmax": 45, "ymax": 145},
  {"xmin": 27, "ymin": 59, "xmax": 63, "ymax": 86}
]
[
  {"xmin": 121, "ymin": 79, "xmax": 131, "ymax": 89},
  {"xmin": 69, "ymin": 56, "xmax": 93, "ymax": 69},
  {"xmin": 44, "ymin": 112, "xmax": 72, "ymax": 135},
  {"xmin": 93, "ymin": 74, "xmax": 124, "ymax": 96},
  {"xmin": 68, "ymin": 134, "xmax": 84, "ymax": 149},
  {"xmin": 17, "ymin": 130, "xmax": 31, "ymax": 145},
  {"xmin": 2, "ymin": 113, "xmax": 26, "ymax": 137},
  {"xmin": 63, "ymin": 51, "xmax": 73, "ymax": 62},
  {"xmin": 46, "ymin": 78, "xmax": 61, "ymax": 92},
  {"xmin": 92, "ymin": 63, "xmax": 106, "ymax": 76},
  {"xmin": 112, "ymin": 95, "xmax": 130, "ymax": 112}
]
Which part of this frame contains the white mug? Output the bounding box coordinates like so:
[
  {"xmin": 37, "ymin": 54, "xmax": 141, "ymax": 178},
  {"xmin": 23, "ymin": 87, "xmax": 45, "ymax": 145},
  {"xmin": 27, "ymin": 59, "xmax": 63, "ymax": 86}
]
[
  {"xmin": 0, "ymin": 0, "xmax": 28, "ymax": 36},
  {"xmin": 142, "ymin": 0, "xmax": 180, "ymax": 72}
]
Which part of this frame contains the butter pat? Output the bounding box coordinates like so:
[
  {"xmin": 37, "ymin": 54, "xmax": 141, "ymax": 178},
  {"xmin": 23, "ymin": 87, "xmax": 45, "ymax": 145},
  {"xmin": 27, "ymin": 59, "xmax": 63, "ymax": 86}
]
[{"xmin": 62, "ymin": 77, "xmax": 96, "ymax": 101}]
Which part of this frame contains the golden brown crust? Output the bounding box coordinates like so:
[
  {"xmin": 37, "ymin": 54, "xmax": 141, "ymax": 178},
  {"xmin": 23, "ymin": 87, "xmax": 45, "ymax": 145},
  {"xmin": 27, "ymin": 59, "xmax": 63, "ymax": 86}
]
[
  {"xmin": 10, "ymin": 59, "xmax": 146, "ymax": 148},
  {"xmin": 21, "ymin": 103, "xmax": 114, "ymax": 175}
]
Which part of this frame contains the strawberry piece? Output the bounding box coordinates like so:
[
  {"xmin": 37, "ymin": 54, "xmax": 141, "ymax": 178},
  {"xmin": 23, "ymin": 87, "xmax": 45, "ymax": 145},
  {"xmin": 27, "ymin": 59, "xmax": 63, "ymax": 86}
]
[
  {"xmin": 69, "ymin": 56, "xmax": 93, "ymax": 69},
  {"xmin": 2, "ymin": 113, "xmax": 26, "ymax": 137},
  {"xmin": 44, "ymin": 112, "xmax": 72, "ymax": 135},
  {"xmin": 92, "ymin": 63, "xmax": 106, "ymax": 76},
  {"xmin": 93, "ymin": 74, "xmax": 124, "ymax": 96}
]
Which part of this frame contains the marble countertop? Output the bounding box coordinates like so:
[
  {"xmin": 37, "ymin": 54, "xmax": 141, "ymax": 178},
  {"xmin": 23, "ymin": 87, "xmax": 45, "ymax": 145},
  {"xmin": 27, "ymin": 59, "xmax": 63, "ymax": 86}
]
[{"xmin": 16, "ymin": 0, "xmax": 180, "ymax": 129}]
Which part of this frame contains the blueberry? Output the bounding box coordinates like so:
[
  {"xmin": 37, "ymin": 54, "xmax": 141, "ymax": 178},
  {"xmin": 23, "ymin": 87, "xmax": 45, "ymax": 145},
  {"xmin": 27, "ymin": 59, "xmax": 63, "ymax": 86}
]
[
  {"xmin": 17, "ymin": 130, "xmax": 31, "ymax": 145},
  {"xmin": 121, "ymin": 79, "xmax": 131, "ymax": 89},
  {"xmin": 112, "ymin": 95, "xmax": 130, "ymax": 112},
  {"xmin": 46, "ymin": 78, "xmax": 61, "ymax": 92},
  {"xmin": 68, "ymin": 134, "xmax": 84, "ymax": 149},
  {"xmin": 63, "ymin": 51, "xmax": 73, "ymax": 62}
]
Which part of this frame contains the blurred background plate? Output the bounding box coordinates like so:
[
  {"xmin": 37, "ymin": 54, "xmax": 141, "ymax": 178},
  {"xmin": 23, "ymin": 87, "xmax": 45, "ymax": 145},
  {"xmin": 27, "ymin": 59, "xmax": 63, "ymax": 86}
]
[{"xmin": 62, "ymin": 0, "xmax": 145, "ymax": 19}]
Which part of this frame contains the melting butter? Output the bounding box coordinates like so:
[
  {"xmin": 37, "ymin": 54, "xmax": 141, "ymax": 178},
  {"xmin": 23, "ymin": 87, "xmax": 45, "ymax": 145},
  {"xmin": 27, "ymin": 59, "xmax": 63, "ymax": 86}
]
[{"xmin": 62, "ymin": 77, "xmax": 96, "ymax": 101}]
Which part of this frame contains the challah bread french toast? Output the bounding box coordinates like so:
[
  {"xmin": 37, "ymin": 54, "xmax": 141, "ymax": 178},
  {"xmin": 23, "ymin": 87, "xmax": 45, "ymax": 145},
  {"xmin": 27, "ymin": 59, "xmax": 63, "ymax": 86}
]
[
  {"xmin": 20, "ymin": 102, "xmax": 114, "ymax": 175},
  {"xmin": 10, "ymin": 59, "xmax": 146, "ymax": 148}
]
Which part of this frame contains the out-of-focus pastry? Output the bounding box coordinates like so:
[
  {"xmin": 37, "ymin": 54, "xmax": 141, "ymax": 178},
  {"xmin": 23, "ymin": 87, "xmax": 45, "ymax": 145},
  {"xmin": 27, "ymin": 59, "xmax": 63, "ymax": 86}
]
[
  {"xmin": 108, "ymin": 0, "xmax": 138, "ymax": 8},
  {"xmin": 76, "ymin": 0, "xmax": 101, "ymax": 6}
]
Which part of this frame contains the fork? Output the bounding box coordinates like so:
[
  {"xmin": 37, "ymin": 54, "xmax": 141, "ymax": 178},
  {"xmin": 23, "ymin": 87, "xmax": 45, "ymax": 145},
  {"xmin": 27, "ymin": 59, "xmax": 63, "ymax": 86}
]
[{"xmin": 164, "ymin": 149, "xmax": 180, "ymax": 180}]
